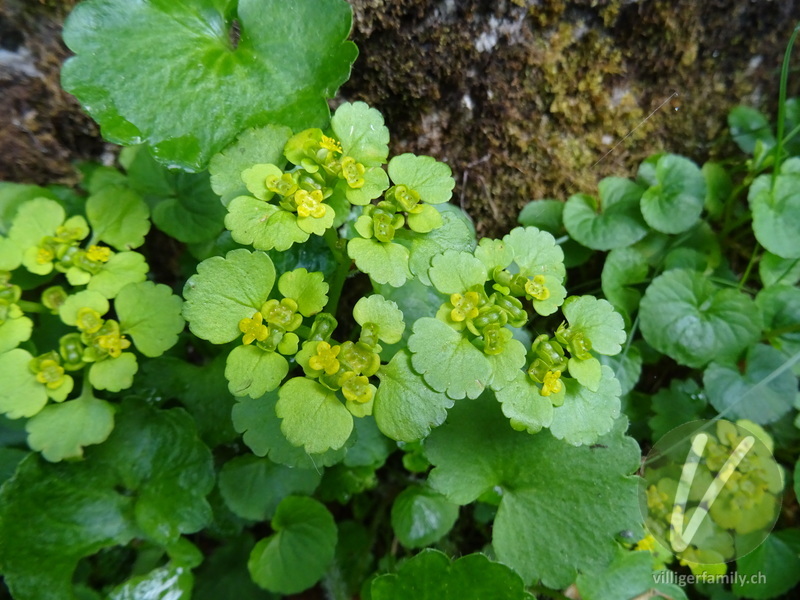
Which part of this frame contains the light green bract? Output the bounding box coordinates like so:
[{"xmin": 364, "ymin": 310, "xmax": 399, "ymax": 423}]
[
  {"xmin": 116, "ymin": 281, "xmax": 184, "ymax": 357},
  {"xmin": 86, "ymin": 186, "xmax": 150, "ymax": 250},
  {"xmin": 388, "ymin": 154, "xmax": 455, "ymax": 204},
  {"xmin": 353, "ymin": 295, "xmax": 405, "ymax": 344},
  {"xmin": 348, "ymin": 237, "xmax": 412, "ymax": 287},
  {"xmin": 640, "ymin": 269, "xmax": 762, "ymax": 368},
  {"xmin": 183, "ymin": 249, "xmax": 276, "ymax": 344},
  {"xmin": 278, "ymin": 268, "xmax": 329, "ymax": 317},
  {"xmin": 331, "ymin": 101, "xmax": 390, "ymax": 167},
  {"xmin": 62, "ymin": 0, "xmax": 358, "ymax": 171}
]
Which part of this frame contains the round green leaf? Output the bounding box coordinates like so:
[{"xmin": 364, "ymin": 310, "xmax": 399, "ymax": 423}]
[
  {"xmin": 647, "ymin": 379, "xmax": 707, "ymax": 440},
  {"xmin": 601, "ymin": 246, "xmax": 649, "ymax": 320},
  {"xmin": 353, "ymin": 294, "xmax": 405, "ymax": 344},
  {"xmin": 408, "ymin": 318, "xmax": 492, "ymax": 400},
  {"xmin": 209, "ymin": 125, "xmax": 292, "ymax": 205},
  {"xmin": 504, "ymin": 226, "xmax": 566, "ymax": 316},
  {"xmin": 116, "ymin": 281, "xmax": 184, "ymax": 357},
  {"xmin": 0, "ymin": 313, "xmax": 32, "ymax": 354},
  {"xmin": 495, "ymin": 371, "xmax": 554, "ymax": 434},
  {"xmin": 563, "ymin": 296, "xmax": 626, "ymax": 356},
  {"xmin": 486, "ymin": 337, "xmax": 527, "ymax": 392},
  {"xmin": 86, "ymin": 186, "xmax": 150, "ymax": 250},
  {"xmin": 183, "ymin": 249, "xmax": 276, "ymax": 344},
  {"xmin": 0, "ymin": 349, "xmax": 48, "ymax": 419},
  {"xmin": 0, "ymin": 237, "xmax": 21, "ymax": 271},
  {"xmin": 374, "ymin": 350, "xmax": 454, "ymax": 442},
  {"xmin": 225, "ymin": 345, "xmax": 288, "ymax": 398},
  {"xmin": 639, "ymin": 154, "xmax": 705, "ymax": 234},
  {"xmin": 87, "ymin": 251, "xmax": 149, "ymax": 299},
  {"xmin": 348, "ymin": 238, "xmax": 412, "ymax": 287},
  {"xmin": 734, "ymin": 530, "xmax": 800, "ymax": 599},
  {"xmin": 406, "ymin": 203, "xmax": 443, "ymax": 233},
  {"xmin": 149, "ymin": 172, "xmax": 226, "ymax": 244},
  {"xmin": 391, "ymin": 485, "xmax": 459, "ymax": 549},
  {"xmin": 109, "ymin": 565, "xmax": 193, "ymax": 600},
  {"xmin": 59, "ymin": 290, "xmax": 109, "ymax": 326},
  {"xmin": 427, "ymin": 250, "xmax": 487, "ymax": 294},
  {"xmin": 728, "ymin": 105, "xmax": 775, "ymax": 155},
  {"xmin": 277, "ymin": 268, "xmax": 329, "ymax": 317},
  {"xmin": 704, "ymin": 344, "xmax": 797, "ymax": 424},
  {"xmin": 62, "ymin": 0, "xmax": 358, "ymax": 171},
  {"xmin": 759, "ymin": 252, "xmax": 800, "ymax": 287},
  {"xmin": 758, "ymin": 284, "xmax": 800, "ymax": 358},
  {"xmin": 562, "ymin": 177, "xmax": 647, "ymax": 250},
  {"xmin": 388, "ymin": 154, "xmax": 455, "ymax": 204},
  {"xmin": 225, "ymin": 196, "xmax": 309, "ymax": 252},
  {"xmin": 218, "ymin": 455, "xmax": 320, "ymax": 522},
  {"xmin": 8, "ymin": 198, "xmax": 64, "ymax": 252},
  {"xmin": 275, "ymin": 377, "xmax": 353, "ymax": 454},
  {"xmin": 639, "ymin": 269, "xmax": 762, "ymax": 368},
  {"xmin": 26, "ymin": 395, "xmax": 115, "ymax": 462},
  {"xmin": 371, "ymin": 549, "xmax": 533, "ymax": 600},
  {"xmin": 749, "ymin": 173, "xmax": 800, "ymax": 259},
  {"xmin": 89, "ymin": 353, "xmax": 138, "ymax": 392},
  {"xmin": 248, "ymin": 496, "xmax": 337, "ymax": 594},
  {"xmin": 331, "ymin": 102, "xmax": 390, "ymax": 167},
  {"xmin": 406, "ymin": 205, "xmax": 477, "ymax": 286}
]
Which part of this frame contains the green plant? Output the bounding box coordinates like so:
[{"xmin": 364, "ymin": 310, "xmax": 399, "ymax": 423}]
[{"xmin": 0, "ymin": 1, "xmax": 799, "ymax": 599}]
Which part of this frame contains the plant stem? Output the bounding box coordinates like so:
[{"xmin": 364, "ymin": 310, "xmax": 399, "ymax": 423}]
[
  {"xmin": 323, "ymin": 229, "xmax": 351, "ymax": 316},
  {"xmin": 18, "ymin": 300, "xmax": 45, "ymax": 313},
  {"xmin": 737, "ymin": 243, "xmax": 760, "ymax": 291},
  {"xmin": 772, "ymin": 23, "xmax": 800, "ymax": 186}
]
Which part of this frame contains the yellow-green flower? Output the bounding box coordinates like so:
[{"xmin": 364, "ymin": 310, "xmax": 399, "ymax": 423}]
[
  {"xmin": 340, "ymin": 156, "xmax": 366, "ymax": 188},
  {"xmin": 266, "ymin": 172, "xmax": 298, "ymax": 197},
  {"xmin": 96, "ymin": 327, "xmax": 131, "ymax": 358},
  {"xmin": 449, "ymin": 291, "xmax": 481, "ymax": 322},
  {"xmin": 76, "ymin": 307, "xmax": 104, "ymax": 334},
  {"xmin": 294, "ymin": 189, "xmax": 326, "ymax": 218},
  {"xmin": 239, "ymin": 311, "xmax": 269, "ymax": 345},
  {"xmin": 320, "ymin": 134, "xmax": 342, "ymax": 154},
  {"xmin": 35, "ymin": 359, "xmax": 67, "ymax": 390},
  {"xmin": 85, "ymin": 245, "xmax": 112, "ymax": 263},
  {"xmin": 524, "ymin": 275, "xmax": 550, "ymax": 301},
  {"xmin": 309, "ymin": 341, "xmax": 341, "ymax": 375},
  {"xmin": 541, "ymin": 369, "xmax": 563, "ymax": 396},
  {"xmin": 340, "ymin": 371, "xmax": 374, "ymax": 404}
]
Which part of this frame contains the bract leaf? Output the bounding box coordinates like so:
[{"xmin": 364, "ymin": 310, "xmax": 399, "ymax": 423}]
[
  {"xmin": 563, "ymin": 296, "xmax": 626, "ymax": 356},
  {"xmin": 640, "ymin": 269, "xmax": 762, "ymax": 368},
  {"xmin": 426, "ymin": 397, "xmax": 642, "ymax": 587},
  {"xmin": 406, "ymin": 203, "xmax": 443, "ymax": 233},
  {"xmin": 0, "ymin": 313, "xmax": 32, "ymax": 354},
  {"xmin": 562, "ymin": 177, "xmax": 647, "ymax": 250},
  {"xmin": 748, "ymin": 173, "xmax": 800, "ymax": 259},
  {"xmin": 427, "ymin": 250, "xmax": 487, "ymax": 294},
  {"xmin": 116, "ymin": 281, "xmax": 184, "ymax": 357},
  {"xmin": 348, "ymin": 238, "xmax": 412, "ymax": 287},
  {"xmin": 209, "ymin": 125, "xmax": 292, "ymax": 205},
  {"xmin": 704, "ymin": 344, "xmax": 797, "ymax": 424},
  {"xmin": 231, "ymin": 390, "xmax": 348, "ymax": 468},
  {"xmin": 486, "ymin": 337, "xmax": 527, "ymax": 391},
  {"xmin": 218, "ymin": 455, "xmax": 321, "ymax": 522},
  {"xmin": 89, "ymin": 352, "xmax": 138, "ymax": 392},
  {"xmin": 406, "ymin": 205, "xmax": 476, "ymax": 286},
  {"xmin": 495, "ymin": 371, "xmax": 554, "ymax": 434},
  {"xmin": 0, "ymin": 348, "xmax": 48, "ymax": 419},
  {"xmin": 25, "ymin": 395, "xmax": 115, "ymax": 462},
  {"xmin": 225, "ymin": 196, "xmax": 310, "ymax": 252},
  {"xmin": 374, "ymin": 350, "xmax": 454, "ymax": 442},
  {"xmin": 503, "ymin": 226, "xmax": 566, "ymax": 315},
  {"xmin": 639, "ymin": 154, "xmax": 705, "ymax": 234},
  {"xmin": 391, "ymin": 485, "xmax": 459, "ymax": 549},
  {"xmin": 388, "ymin": 154, "xmax": 455, "ymax": 204},
  {"xmin": 59, "ymin": 289, "xmax": 109, "ymax": 325},
  {"xmin": 62, "ymin": 0, "xmax": 358, "ymax": 171},
  {"xmin": 86, "ymin": 186, "xmax": 150, "ymax": 250},
  {"xmin": 277, "ymin": 268, "xmax": 328, "ymax": 317},
  {"xmin": 8, "ymin": 197, "xmax": 64, "ymax": 252},
  {"xmin": 408, "ymin": 318, "xmax": 492, "ymax": 400},
  {"xmin": 331, "ymin": 102, "xmax": 390, "ymax": 167},
  {"xmin": 248, "ymin": 496, "xmax": 337, "ymax": 594},
  {"xmin": 87, "ymin": 251, "xmax": 149, "ymax": 299},
  {"xmin": 549, "ymin": 365, "xmax": 622, "ymax": 446},
  {"xmin": 183, "ymin": 249, "xmax": 276, "ymax": 344},
  {"xmin": 353, "ymin": 294, "xmax": 405, "ymax": 344},
  {"xmin": 371, "ymin": 549, "xmax": 533, "ymax": 600},
  {"xmin": 0, "ymin": 237, "xmax": 21, "ymax": 271},
  {"xmin": 225, "ymin": 345, "xmax": 289, "ymax": 398},
  {"xmin": 275, "ymin": 377, "xmax": 353, "ymax": 454}
]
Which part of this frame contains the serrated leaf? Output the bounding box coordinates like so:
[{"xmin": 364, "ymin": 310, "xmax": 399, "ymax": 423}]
[
  {"xmin": 225, "ymin": 345, "xmax": 288, "ymax": 398},
  {"xmin": 25, "ymin": 395, "xmax": 115, "ymax": 462},
  {"xmin": 225, "ymin": 196, "xmax": 310, "ymax": 252},
  {"xmin": 427, "ymin": 250, "xmax": 487, "ymax": 294},
  {"xmin": 275, "ymin": 377, "xmax": 353, "ymax": 454},
  {"xmin": 563, "ymin": 178, "xmax": 647, "ymax": 250},
  {"xmin": 757, "ymin": 284, "xmax": 800, "ymax": 359},
  {"xmin": 748, "ymin": 173, "xmax": 800, "ymax": 259},
  {"xmin": 0, "ymin": 313, "xmax": 32, "ymax": 354},
  {"xmin": 231, "ymin": 390, "xmax": 348, "ymax": 468},
  {"xmin": 116, "ymin": 281, "xmax": 184, "ymax": 357},
  {"xmin": 563, "ymin": 296, "xmax": 626, "ymax": 356},
  {"xmin": 408, "ymin": 318, "xmax": 491, "ymax": 400},
  {"xmin": 277, "ymin": 268, "xmax": 328, "ymax": 316},
  {"xmin": 549, "ymin": 365, "xmax": 621, "ymax": 445},
  {"xmin": 108, "ymin": 565, "xmax": 193, "ymax": 600},
  {"xmin": 0, "ymin": 237, "xmax": 21, "ymax": 271},
  {"xmin": 343, "ymin": 417, "xmax": 394, "ymax": 468},
  {"xmin": 639, "ymin": 269, "xmax": 762, "ymax": 368},
  {"xmin": 58, "ymin": 289, "xmax": 109, "ymax": 325},
  {"xmin": 759, "ymin": 252, "xmax": 800, "ymax": 287},
  {"xmin": 703, "ymin": 344, "xmax": 797, "ymax": 424},
  {"xmin": 728, "ymin": 106, "xmax": 775, "ymax": 155},
  {"xmin": 647, "ymin": 379, "xmax": 707, "ymax": 440},
  {"xmin": 406, "ymin": 203, "xmax": 443, "ymax": 233},
  {"xmin": 388, "ymin": 154, "xmax": 455, "ymax": 204},
  {"xmin": 598, "ymin": 346, "xmax": 642, "ymax": 396},
  {"xmin": 348, "ymin": 238, "xmax": 412, "ymax": 287},
  {"xmin": 601, "ymin": 246, "xmax": 649, "ymax": 320},
  {"xmin": 734, "ymin": 530, "xmax": 800, "ymax": 599},
  {"xmin": 87, "ymin": 251, "xmax": 149, "ymax": 299},
  {"xmin": 8, "ymin": 197, "xmax": 64, "ymax": 251},
  {"xmin": 576, "ymin": 548, "xmax": 668, "ymax": 600},
  {"xmin": 0, "ymin": 348, "xmax": 48, "ymax": 419},
  {"xmin": 331, "ymin": 102, "xmax": 390, "ymax": 167},
  {"xmin": 639, "ymin": 154, "xmax": 705, "ymax": 234},
  {"xmin": 353, "ymin": 294, "xmax": 405, "ymax": 344},
  {"xmin": 391, "ymin": 485, "xmax": 459, "ymax": 549},
  {"xmin": 150, "ymin": 177, "xmax": 226, "ymax": 244},
  {"xmin": 426, "ymin": 397, "xmax": 642, "ymax": 587},
  {"xmin": 374, "ymin": 350, "xmax": 454, "ymax": 442},
  {"xmin": 183, "ymin": 249, "xmax": 276, "ymax": 344},
  {"xmin": 248, "ymin": 496, "xmax": 337, "ymax": 594},
  {"xmin": 371, "ymin": 549, "xmax": 533, "ymax": 600},
  {"xmin": 406, "ymin": 206, "xmax": 477, "ymax": 286},
  {"xmin": 568, "ymin": 356, "xmax": 602, "ymax": 391},
  {"xmin": 495, "ymin": 371, "xmax": 554, "ymax": 434},
  {"xmin": 210, "ymin": 125, "xmax": 292, "ymax": 205},
  {"xmin": 504, "ymin": 226, "xmax": 566, "ymax": 315},
  {"xmin": 218, "ymin": 455, "xmax": 321, "ymax": 522},
  {"xmin": 62, "ymin": 0, "xmax": 358, "ymax": 171},
  {"xmin": 0, "ymin": 183, "xmax": 59, "ymax": 234},
  {"xmin": 486, "ymin": 337, "xmax": 527, "ymax": 391},
  {"xmin": 0, "ymin": 400, "xmax": 213, "ymax": 597},
  {"xmin": 89, "ymin": 352, "xmax": 138, "ymax": 392},
  {"xmin": 86, "ymin": 186, "xmax": 150, "ymax": 250}
]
